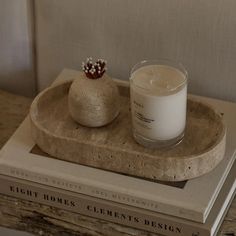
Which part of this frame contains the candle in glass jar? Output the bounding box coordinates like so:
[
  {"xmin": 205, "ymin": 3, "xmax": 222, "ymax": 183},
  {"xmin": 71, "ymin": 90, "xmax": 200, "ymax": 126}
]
[{"xmin": 130, "ymin": 60, "xmax": 187, "ymax": 148}]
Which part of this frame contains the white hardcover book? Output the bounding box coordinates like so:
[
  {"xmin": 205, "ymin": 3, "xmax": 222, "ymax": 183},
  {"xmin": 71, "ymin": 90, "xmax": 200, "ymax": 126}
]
[
  {"xmin": 0, "ymin": 159, "xmax": 235, "ymax": 236},
  {"xmin": 0, "ymin": 69, "xmax": 236, "ymax": 223}
]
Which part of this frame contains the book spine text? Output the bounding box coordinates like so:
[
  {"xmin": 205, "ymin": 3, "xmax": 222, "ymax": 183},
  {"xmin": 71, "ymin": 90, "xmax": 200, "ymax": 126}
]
[
  {"xmin": 0, "ymin": 164, "xmax": 199, "ymax": 222},
  {"xmin": 0, "ymin": 174, "xmax": 209, "ymax": 236}
]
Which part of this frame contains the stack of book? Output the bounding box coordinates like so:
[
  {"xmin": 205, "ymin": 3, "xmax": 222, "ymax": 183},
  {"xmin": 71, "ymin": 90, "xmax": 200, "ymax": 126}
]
[{"xmin": 0, "ymin": 71, "xmax": 235, "ymax": 236}]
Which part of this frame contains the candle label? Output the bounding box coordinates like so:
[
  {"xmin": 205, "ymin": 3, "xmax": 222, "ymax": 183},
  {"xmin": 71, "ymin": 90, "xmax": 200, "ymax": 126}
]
[
  {"xmin": 135, "ymin": 111, "xmax": 154, "ymax": 124},
  {"xmin": 133, "ymin": 101, "xmax": 154, "ymax": 125},
  {"xmin": 131, "ymin": 90, "xmax": 156, "ymax": 136},
  {"xmin": 131, "ymin": 85, "xmax": 187, "ymax": 141}
]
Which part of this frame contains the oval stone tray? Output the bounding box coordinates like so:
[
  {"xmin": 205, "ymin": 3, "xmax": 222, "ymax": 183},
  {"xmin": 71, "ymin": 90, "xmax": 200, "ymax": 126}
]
[{"xmin": 30, "ymin": 80, "xmax": 226, "ymax": 181}]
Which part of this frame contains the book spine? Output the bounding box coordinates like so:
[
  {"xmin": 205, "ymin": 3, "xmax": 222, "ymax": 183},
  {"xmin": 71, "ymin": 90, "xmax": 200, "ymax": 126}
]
[
  {"xmin": 0, "ymin": 174, "xmax": 209, "ymax": 236},
  {"xmin": 0, "ymin": 163, "xmax": 200, "ymax": 222}
]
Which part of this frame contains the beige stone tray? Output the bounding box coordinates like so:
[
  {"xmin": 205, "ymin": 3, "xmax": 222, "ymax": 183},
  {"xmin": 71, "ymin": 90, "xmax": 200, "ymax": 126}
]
[{"xmin": 30, "ymin": 80, "xmax": 226, "ymax": 181}]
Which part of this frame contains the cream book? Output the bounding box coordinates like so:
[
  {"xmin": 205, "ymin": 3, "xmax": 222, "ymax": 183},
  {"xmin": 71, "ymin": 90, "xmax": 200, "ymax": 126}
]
[
  {"xmin": 0, "ymin": 69, "xmax": 236, "ymax": 223},
  {"xmin": 0, "ymin": 159, "xmax": 235, "ymax": 236}
]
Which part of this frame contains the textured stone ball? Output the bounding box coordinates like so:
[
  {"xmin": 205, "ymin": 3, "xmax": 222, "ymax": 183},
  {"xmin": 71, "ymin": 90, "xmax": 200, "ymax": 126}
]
[{"xmin": 68, "ymin": 74, "xmax": 120, "ymax": 127}]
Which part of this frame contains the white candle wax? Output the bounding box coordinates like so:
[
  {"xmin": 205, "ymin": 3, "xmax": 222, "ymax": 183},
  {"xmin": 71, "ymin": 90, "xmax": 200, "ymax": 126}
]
[{"xmin": 130, "ymin": 64, "xmax": 187, "ymax": 141}]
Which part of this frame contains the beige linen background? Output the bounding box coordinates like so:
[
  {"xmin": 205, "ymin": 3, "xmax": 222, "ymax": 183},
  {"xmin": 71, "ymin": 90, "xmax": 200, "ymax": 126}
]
[
  {"xmin": 35, "ymin": 0, "xmax": 236, "ymax": 102},
  {"xmin": 0, "ymin": 0, "xmax": 35, "ymax": 97},
  {"xmin": 0, "ymin": 0, "xmax": 236, "ymax": 101}
]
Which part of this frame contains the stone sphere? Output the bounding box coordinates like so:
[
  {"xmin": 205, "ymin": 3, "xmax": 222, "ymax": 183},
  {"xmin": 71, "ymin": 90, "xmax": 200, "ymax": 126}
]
[{"xmin": 68, "ymin": 74, "xmax": 120, "ymax": 127}]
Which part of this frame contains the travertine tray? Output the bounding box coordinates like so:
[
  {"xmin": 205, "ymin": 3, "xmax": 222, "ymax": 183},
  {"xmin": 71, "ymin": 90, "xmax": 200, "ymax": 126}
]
[{"xmin": 30, "ymin": 80, "xmax": 226, "ymax": 181}]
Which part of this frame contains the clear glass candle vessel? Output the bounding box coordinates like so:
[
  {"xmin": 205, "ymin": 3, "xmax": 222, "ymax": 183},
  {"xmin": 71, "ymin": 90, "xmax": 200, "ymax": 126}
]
[{"xmin": 130, "ymin": 59, "xmax": 188, "ymax": 148}]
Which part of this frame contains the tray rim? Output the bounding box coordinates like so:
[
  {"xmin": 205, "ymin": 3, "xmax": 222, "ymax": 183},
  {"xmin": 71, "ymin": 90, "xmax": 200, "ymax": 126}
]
[
  {"xmin": 30, "ymin": 79, "xmax": 226, "ymax": 181},
  {"xmin": 30, "ymin": 80, "xmax": 226, "ymax": 159}
]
